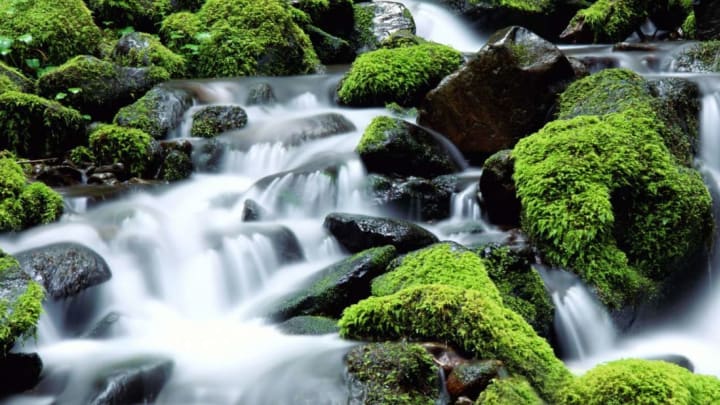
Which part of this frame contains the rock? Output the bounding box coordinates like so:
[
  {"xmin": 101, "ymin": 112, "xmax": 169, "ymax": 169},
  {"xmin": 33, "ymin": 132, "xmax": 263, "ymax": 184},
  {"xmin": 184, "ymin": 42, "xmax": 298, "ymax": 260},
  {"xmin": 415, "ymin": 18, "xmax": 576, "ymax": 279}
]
[
  {"xmin": 87, "ymin": 172, "xmax": 120, "ymax": 186},
  {"xmin": 206, "ymin": 224, "xmax": 304, "ymax": 264},
  {"xmin": 270, "ymin": 245, "xmax": 396, "ymax": 320},
  {"xmin": 191, "ymin": 138, "xmax": 225, "ymax": 173},
  {"xmin": 421, "ymin": 342, "xmax": 467, "ymax": 374},
  {"xmin": 323, "ymin": 212, "xmax": 438, "ymax": 253},
  {"xmin": 479, "ymin": 149, "xmax": 520, "ymax": 226},
  {"xmin": 694, "ymin": 0, "xmax": 720, "ymax": 40},
  {"xmin": 649, "ymin": 77, "xmax": 700, "ymax": 165},
  {"xmin": 241, "ymin": 199, "xmax": 269, "ymax": 222},
  {"xmin": 89, "ymin": 124, "xmax": 159, "ymax": 179},
  {"xmin": 159, "ymin": 149, "xmax": 193, "ymax": 182},
  {"xmin": 367, "ymin": 174, "xmax": 457, "ymax": 221},
  {"xmin": 0, "ymin": 61, "xmax": 35, "ymax": 93},
  {"xmin": 307, "ymin": 25, "xmax": 356, "ymax": 65},
  {"xmin": 84, "ymin": 312, "xmax": 125, "ymax": 339},
  {"xmin": 0, "ymin": 352, "xmax": 43, "ymax": 396},
  {"xmin": 446, "ymin": 359, "xmax": 504, "ymax": 400},
  {"xmin": 190, "ymin": 105, "xmax": 248, "ymax": 138},
  {"xmin": 356, "ymin": 116, "xmax": 464, "ymax": 178},
  {"xmin": 114, "ymin": 86, "xmax": 193, "ymax": 139},
  {"xmin": 36, "ymin": 165, "xmax": 84, "ymax": 187},
  {"xmin": 112, "ymin": 32, "xmax": 186, "ymax": 78},
  {"xmin": 15, "ymin": 242, "xmax": 112, "ymax": 300},
  {"xmin": 418, "ymin": 26, "xmax": 575, "ymax": 163},
  {"xmin": 352, "ymin": 1, "xmax": 416, "ymax": 52},
  {"xmin": 560, "ymin": 0, "xmax": 647, "ymax": 43},
  {"xmin": 234, "ymin": 113, "xmax": 355, "ymax": 148},
  {"xmin": 277, "ymin": 315, "xmax": 339, "ymax": 335},
  {"xmin": 38, "ymin": 56, "xmax": 169, "ymax": 122},
  {"xmin": 644, "ymin": 354, "xmax": 694, "ymax": 372},
  {"xmin": 87, "ymin": 358, "xmax": 173, "ymax": 405},
  {"xmin": 672, "ymin": 40, "xmax": 720, "ymax": 73},
  {"xmin": 292, "ymin": 0, "xmax": 355, "ymax": 38},
  {"xmin": 245, "ymin": 83, "xmax": 276, "ymax": 106}
]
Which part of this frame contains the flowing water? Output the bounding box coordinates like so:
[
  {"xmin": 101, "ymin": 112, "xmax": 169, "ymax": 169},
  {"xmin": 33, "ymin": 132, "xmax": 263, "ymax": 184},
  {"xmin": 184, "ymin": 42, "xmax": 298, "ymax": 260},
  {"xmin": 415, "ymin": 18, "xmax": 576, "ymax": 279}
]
[{"xmin": 5, "ymin": 1, "xmax": 720, "ymax": 403}]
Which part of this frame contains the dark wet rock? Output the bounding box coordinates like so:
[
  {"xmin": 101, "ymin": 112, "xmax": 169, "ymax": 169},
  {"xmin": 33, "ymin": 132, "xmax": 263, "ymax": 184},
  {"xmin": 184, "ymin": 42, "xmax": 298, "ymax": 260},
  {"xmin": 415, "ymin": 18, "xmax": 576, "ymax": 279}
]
[
  {"xmin": 84, "ymin": 312, "xmax": 125, "ymax": 339},
  {"xmin": 0, "ymin": 352, "xmax": 43, "ymax": 396},
  {"xmin": 190, "ymin": 105, "xmax": 248, "ymax": 138},
  {"xmin": 479, "ymin": 149, "xmax": 520, "ymax": 226},
  {"xmin": 353, "ymin": 1, "xmax": 416, "ymax": 52},
  {"xmin": 446, "ymin": 359, "xmax": 504, "ymax": 400},
  {"xmin": 421, "ymin": 342, "xmax": 467, "ymax": 374},
  {"xmin": 87, "ymin": 358, "xmax": 173, "ymax": 405},
  {"xmin": 114, "ymin": 86, "xmax": 193, "ymax": 139},
  {"xmin": 206, "ymin": 224, "xmax": 304, "ymax": 264},
  {"xmin": 649, "ymin": 78, "xmax": 701, "ymax": 164},
  {"xmin": 159, "ymin": 149, "xmax": 193, "ymax": 182},
  {"xmin": 277, "ymin": 316, "xmax": 339, "ymax": 335},
  {"xmin": 87, "ymin": 172, "xmax": 120, "ymax": 186},
  {"xmin": 37, "ymin": 56, "xmax": 169, "ymax": 122},
  {"xmin": 36, "ymin": 165, "xmax": 84, "ymax": 187},
  {"xmin": 367, "ymin": 174, "xmax": 457, "ymax": 221},
  {"xmin": 418, "ymin": 26, "xmax": 575, "ymax": 163},
  {"xmin": 241, "ymin": 199, "xmax": 269, "ymax": 222},
  {"xmin": 307, "ymin": 25, "xmax": 356, "ymax": 65},
  {"xmin": 694, "ymin": 0, "xmax": 720, "ymax": 40},
  {"xmin": 324, "ymin": 212, "xmax": 438, "ymax": 253},
  {"xmin": 567, "ymin": 56, "xmax": 590, "ymax": 78},
  {"xmin": 245, "ymin": 82, "xmax": 276, "ymax": 106},
  {"xmin": 15, "ymin": 242, "xmax": 112, "ymax": 300},
  {"xmin": 270, "ymin": 245, "xmax": 396, "ymax": 320},
  {"xmin": 357, "ymin": 116, "xmax": 464, "ymax": 178},
  {"xmin": 346, "ymin": 342, "xmax": 440, "ymax": 405},
  {"xmin": 292, "ymin": 0, "xmax": 355, "ymax": 38},
  {"xmin": 235, "ymin": 113, "xmax": 355, "ymax": 148}
]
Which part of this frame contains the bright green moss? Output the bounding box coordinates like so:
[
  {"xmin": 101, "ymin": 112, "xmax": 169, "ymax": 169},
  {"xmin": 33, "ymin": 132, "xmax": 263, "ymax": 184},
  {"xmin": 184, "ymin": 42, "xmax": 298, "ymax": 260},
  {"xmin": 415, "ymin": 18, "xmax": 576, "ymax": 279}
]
[
  {"xmin": 351, "ymin": 3, "xmax": 376, "ymax": 50},
  {"xmin": 159, "ymin": 12, "xmax": 203, "ymax": 54},
  {"xmin": 568, "ymin": 0, "xmax": 648, "ymax": 43},
  {"xmin": 0, "ymin": 0, "xmax": 101, "ymax": 73},
  {"xmin": 0, "ymin": 75, "xmax": 19, "ymax": 94},
  {"xmin": 337, "ymin": 43, "xmax": 463, "ymax": 107},
  {"xmin": 112, "ymin": 32, "xmax": 186, "ymax": 78},
  {"xmin": 682, "ymin": 12, "xmax": 696, "ymax": 38},
  {"xmin": 0, "ymin": 61, "xmax": 34, "ymax": 94},
  {"xmin": 0, "ymin": 91, "xmax": 86, "ymax": 159},
  {"xmin": 371, "ymin": 243, "xmax": 502, "ymax": 303},
  {"xmin": 19, "ymin": 182, "xmax": 64, "ymax": 229},
  {"xmin": 89, "ymin": 124, "xmax": 154, "ymax": 178},
  {"xmin": 476, "ymin": 377, "xmax": 544, "ymax": 405},
  {"xmin": 0, "ymin": 155, "xmax": 26, "ymax": 200},
  {"xmin": 560, "ymin": 359, "xmax": 720, "ymax": 404},
  {"xmin": 357, "ymin": 116, "xmax": 401, "ymax": 154},
  {"xmin": 0, "ymin": 250, "xmax": 44, "ymax": 352},
  {"xmin": 68, "ymin": 145, "xmax": 95, "ymax": 166},
  {"xmin": 339, "ymin": 285, "xmax": 572, "ymax": 403}
]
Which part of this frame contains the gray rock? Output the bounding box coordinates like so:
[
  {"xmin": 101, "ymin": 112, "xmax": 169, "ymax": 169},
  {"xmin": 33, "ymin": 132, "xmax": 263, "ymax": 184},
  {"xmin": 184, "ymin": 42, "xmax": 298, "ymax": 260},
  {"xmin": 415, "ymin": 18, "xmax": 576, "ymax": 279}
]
[
  {"xmin": 114, "ymin": 86, "xmax": 193, "ymax": 139},
  {"xmin": 479, "ymin": 149, "xmax": 520, "ymax": 226},
  {"xmin": 190, "ymin": 105, "xmax": 248, "ymax": 138},
  {"xmin": 277, "ymin": 316, "xmax": 339, "ymax": 335},
  {"xmin": 353, "ymin": 1, "xmax": 416, "ymax": 53},
  {"xmin": 368, "ymin": 174, "xmax": 457, "ymax": 221},
  {"xmin": 87, "ymin": 358, "xmax": 173, "ymax": 405},
  {"xmin": 323, "ymin": 212, "xmax": 438, "ymax": 253}
]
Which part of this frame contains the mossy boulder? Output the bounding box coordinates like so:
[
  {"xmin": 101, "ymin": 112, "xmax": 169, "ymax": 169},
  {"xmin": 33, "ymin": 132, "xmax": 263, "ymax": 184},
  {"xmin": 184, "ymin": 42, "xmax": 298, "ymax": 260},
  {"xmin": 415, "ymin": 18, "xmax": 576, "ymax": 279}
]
[
  {"xmin": 159, "ymin": 149, "xmax": 193, "ymax": 182},
  {"xmin": 356, "ymin": 116, "xmax": 463, "ymax": 178},
  {"xmin": 372, "ymin": 242, "xmax": 502, "ymax": 302},
  {"xmin": 190, "ymin": 105, "xmax": 248, "ymax": 138},
  {"xmin": 337, "ymin": 43, "xmax": 463, "ymax": 107},
  {"xmin": 560, "ymin": 0, "xmax": 648, "ymax": 43},
  {"xmin": 159, "ymin": 11, "xmax": 203, "ymax": 54},
  {"xmin": 271, "ymin": 245, "xmax": 397, "ymax": 320},
  {"xmin": 38, "ymin": 56, "xmax": 170, "ymax": 122},
  {"xmin": 345, "ymin": 342, "xmax": 440, "ymax": 405},
  {"xmin": 277, "ymin": 315, "xmax": 339, "ymax": 335},
  {"xmin": 0, "ymin": 250, "xmax": 44, "ymax": 353},
  {"xmin": 0, "ymin": 62, "xmax": 34, "ymax": 94},
  {"xmin": 305, "ymin": 25, "xmax": 355, "ymax": 65},
  {"xmin": 0, "ymin": 75, "xmax": 19, "ymax": 94},
  {"xmin": 339, "ymin": 285, "xmax": 572, "ymax": 403},
  {"xmin": 323, "ymin": 212, "xmax": 438, "ymax": 253},
  {"xmin": 292, "ymin": 0, "xmax": 355, "ymax": 38},
  {"xmin": 89, "ymin": 124, "xmax": 157, "ymax": 178},
  {"xmin": 673, "ymin": 40, "xmax": 720, "ymax": 72},
  {"xmin": 114, "ymin": 86, "xmax": 193, "ymax": 140},
  {"xmin": 0, "ymin": 0, "xmax": 101, "ymax": 73},
  {"xmin": 476, "ymin": 376, "xmax": 543, "ymax": 405},
  {"xmin": 86, "ymin": 0, "xmax": 170, "ymax": 33},
  {"xmin": 0, "ymin": 91, "xmax": 86, "ymax": 158},
  {"xmin": 559, "ymin": 359, "xmax": 720, "ymax": 404},
  {"xmin": 112, "ymin": 32, "xmax": 186, "ymax": 78}
]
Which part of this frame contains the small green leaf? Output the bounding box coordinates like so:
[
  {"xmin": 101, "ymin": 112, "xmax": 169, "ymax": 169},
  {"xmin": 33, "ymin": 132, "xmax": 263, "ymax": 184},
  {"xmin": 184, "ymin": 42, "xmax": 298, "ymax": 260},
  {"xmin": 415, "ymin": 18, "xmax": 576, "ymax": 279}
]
[
  {"xmin": 25, "ymin": 58, "xmax": 40, "ymax": 70},
  {"xmin": 194, "ymin": 32, "xmax": 211, "ymax": 42},
  {"xmin": 16, "ymin": 33, "xmax": 32, "ymax": 44},
  {"xmin": 67, "ymin": 87, "xmax": 82, "ymax": 94},
  {"xmin": 0, "ymin": 36, "xmax": 13, "ymax": 53},
  {"xmin": 82, "ymin": 114, "xmax": 92, "ymax": 121},
  {"xmin": 55, "ymin": 92, "xmax": 67, "ymax": 100},
  {"xmin": 119, "ymin": 26, "xmax": 135, "ymax": 36}
]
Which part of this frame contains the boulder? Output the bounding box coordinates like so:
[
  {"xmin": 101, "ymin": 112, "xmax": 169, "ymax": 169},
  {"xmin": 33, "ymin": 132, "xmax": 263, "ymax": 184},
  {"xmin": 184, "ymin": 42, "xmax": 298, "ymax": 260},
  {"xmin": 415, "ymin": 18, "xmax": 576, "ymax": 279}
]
[
  {"xmin": 323, "ymin": 212, "xmax": 438, "ymax": 253},
  {"xmin": 89, "ymin": 124, "xmax": 159, "ymax": 179},
  {"xmin": 0, "ymin": 251, "xmax": 44, "ymax": 353},
  {"xmin": 36, "ymin": 164, "xmax": 85, "ymax": 187},
  {"xmin": 694, "ymin": 0, "xmax": 720, "ymax": 40},
  {"xmin": 559, "ymin": 0, "xmax": 647, "ymax": 43},
  {"xmin": 112, "ymin": 32, "xmax": 186, "ymax": 78},
  {"xmin": 245, "ymin": 83, "xmax": 276, "ymax": 106},
  {"xmin": 367, "ymin": 174, "xmax": 457, "ymax": 221},
  {"xmin": 292, "ymin": 0, "xmax": 354, "ymax": 38},
  {"xmin": 0, "ymin": 61, "xmax": 35, "ymax": 93},
  {"xmin": 306, "ymin": 25, "xmax": 356, "ymax": 65},
  {"xmin": 446, "ymin": 359, "xmax": 504, "ymax": 400},
  {"xmin": 241, "ymin": 199, "xmax": 269, "ymax": 222},
  {"xmin": 352, "ymin": 1, "xmax": 416, "ymax": 52},
  {"xmin": 87, "ymin": 358, "xmax": 174, "ymax": 405},
  {"xmin": 15, "ymin": 242, "xmax": 112, "ymax": 300},
  {"xmin": 418, "ymin": 26, "xmax": 575, "ymax": 163},
  {"xmin": 0, "ymin": 352, "xmax": 43, "ymax": 396},
  {"xmin": 479, "ymin": 149, "xmax": 520, "ymax": 226},
  {"xmin": 233, "ymin": 113, "xmax": 354, "ymax": 148},
  {"xmin": 190, "ymin": 105, "xmax": 248, "ymax": 138},
  {"xmin": 270, "ymin": 245, "xmax": 396, "ymax": 320},
  {"xmin": 114, "ymin": 86, "xmax": 193, "ymax": 139},
  {"xmin": 159, "ymin": 149, "xmax": 193, "ymax": 182},
  {"xmin": 356, "ymin": 116, "xmax": 464, "ymax": 178}
]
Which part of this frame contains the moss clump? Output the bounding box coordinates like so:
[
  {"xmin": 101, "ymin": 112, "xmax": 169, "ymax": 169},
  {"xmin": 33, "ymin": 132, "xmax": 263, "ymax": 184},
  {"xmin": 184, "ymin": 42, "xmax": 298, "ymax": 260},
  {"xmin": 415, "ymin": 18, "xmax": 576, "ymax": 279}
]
[
  {"xmin": 345, "ymin": 342, "xmax": 439, "ymax": 405},
  {"xmin": 159, "ymin": 149, "xmax": 192, "ymax": 182},
  {"xmin": 0, "ymin": 61, "xmax": 34, "ymax": 94},
  {"xmin": 675, "ymin": 40, "xmax": 720, "ymax": 72},
  {"xmin": 565, "ymin": 0, "xmax": 648, "ymax": 43},
  {"xmin": 682, "ymin": 12, "xmax": 695, "ymax": 38},
  {"xmin": 112, "ymin": 32, "xmax": 186, "ymax": 78},
  {"xmin": 337, "ymin": 43, "xmax": 463, "ymax": 107},
  {"xmin": 0, "ymin": 157, "xmax": 63, "ymax": 232},
  {"xmin": 0, "ymin": 91, "xmax": 86, "ymax": 159},
  {"xmin": 68, "ymin": 146, "xmax": 95, "ymax": 166},
  {"xmin": 357, "ymin": 116, "xmax": 399, "ymax": 154},
  {"xmin": 89, "ymin": 124, "xmax": 155, "ymax": 178},
  {"xmin": 372, "ymin": 243, "xmax": 502, "ymax": 303},
  {"xmin": 339, "ymin": 285, "xmax": 572, "ymax": 403},
  {"xmin": 0, "ymin": 250, "xmax": 44, "ymax": 353},
  {"xmin": 476, "ymin": 377, "xmax": 544, "ymax": 405},
  {"xmin": 479, "ymin": 245, "xmax": 554, "ymax": 338},
  {"xmin": 0, "ymin": 75, "xmax": 19, "ymax": 94},
  {"xmin": 0, "ymin": 0, "xmax": 101, "ymax": 73},
  {"xmin": 190, "ymin": 105, "xmax": 248, "ymax": 138},
  {"xmin": 86, "ymin": 0, "xmax": 171, "ymax": 33},
  {"xmin": 560, "ymin": 359, "xmax": 720, "ymax": 404},
  {"xmin": 159, "ymin": 12, "xmax": 203, "ymax": 53}
]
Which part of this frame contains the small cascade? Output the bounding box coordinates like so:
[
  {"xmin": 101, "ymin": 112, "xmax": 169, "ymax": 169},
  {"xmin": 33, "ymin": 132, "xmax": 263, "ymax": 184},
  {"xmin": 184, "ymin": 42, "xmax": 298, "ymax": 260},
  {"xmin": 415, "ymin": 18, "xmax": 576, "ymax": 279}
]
[
  {"xmin": 700, "ymin": 91, "xmax": 720, "ymax": 172},
  {"xmin": 451, "ymin": 182, "xmax": 482, "ymax": 221},
  {"xmin": 539, "ymin": 267, "xmax": 617, "ymax": 360}
]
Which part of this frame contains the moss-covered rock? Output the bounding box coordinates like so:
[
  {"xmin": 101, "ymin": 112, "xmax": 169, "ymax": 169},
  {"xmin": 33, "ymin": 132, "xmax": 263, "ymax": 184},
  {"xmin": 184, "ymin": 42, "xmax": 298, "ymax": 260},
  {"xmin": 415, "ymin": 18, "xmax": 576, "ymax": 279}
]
[
  {"xmin": 0, "ymin": 91, "xmax": 86, "ymax": 158},
  {"xmin": 159, "ymin": 149, "xmax": 192, "ymax": 182},
  {"xmin": 345, "ymin": 342, "xmax": 440, "ymax": 405},
  {"xmin": 674, "ymin": 40, "xmax": 720, "ymax": 72},
  {"xmin": 349, "ymin": 1, "xmax": 416, "ymax": 54},
  {"xmin": 292, "ymin": 0, "xmax": 355, "ymax": 38},
  {"xmin": 38, "ymin": 56, "xmax": 169, "ymax": 122},
  {"xmin": 0, "ymin": 250, "xmax": 44, "ymax": 353},
  {"xmin": 372, "ymin": 242, "xmax": 502, "ymax": 302},
  {"xmin": 0, "ymin": 75, "xmax": 20, "ymax": 94},
  {"xmin": 89, "ymin": 124, "xmax": 156, "ymax": 178},
  {"xmin": 337, "ymin": 43, "xmax": 463, "ymax": 107},
  {"xmin": 86, "ymin": 0, "xmax": 171, "ymax": 33},
  {"xmin": 0, "ymin": 62, "xmax": 34, "ymax": 94},
  {"xmin": 476, "ymin": 377, "xmax": 543, "ymax": 405},
  {"xmin": 560, "ymin": 359, "xmax": 720, "ymax": 404},
  {"xmin": 112, "ymin": 32, "xmax": 186, "ymax": 78},
  {"xmin": 190, "ymin": 105, "xmax": 248, "ymax": 138},
  {"xmin": 68, "ymin": 146, "xmax": 95, "ymax": 167},
  {"xmin": 682, "ymin": 11, "xmax": 696, "ymax": 38},
  {"xmin": 277, "ymin": 315, "xmax": 339, "ymax": 335},
  {"xmin": 339, "ymin": 285, "xmax": 572, "ymax": 403},
  {"xmin": 114, "ymin": 86, "xmax": 193, "ymax": 139},
  {"xmin": 560, "ymin": 0, "xmax": 649, "ymax": 43},
  {"xmin": 513, "ymin": 103, "xmax": 712, "ymax": 308},
  {"xmin": 305, "ymin": 25, "xmax": 355, "ymax": 65},
  {"xmin": 0, "ymin": 0, "xmax": 101, "ymax": 73}
]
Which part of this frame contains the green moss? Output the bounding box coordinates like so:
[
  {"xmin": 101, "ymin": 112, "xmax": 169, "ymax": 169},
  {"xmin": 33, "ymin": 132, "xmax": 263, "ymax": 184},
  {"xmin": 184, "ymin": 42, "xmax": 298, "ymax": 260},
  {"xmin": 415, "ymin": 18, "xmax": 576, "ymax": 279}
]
[
  {"xmin": 0, "ymin": 0, "xmax": 101, "ymax": 73},
  {"xmin": 568, "ymin": 0, "xmax": 648, "ymax": 43},
  {"xmin": 89, "ymin": 124, "xmax": 154, "ymax": 178},
  {"xmin": 338, "ymin": 43, "xmax": 463, "ymax": 107},
  {"xmin": 357, "ymin": 116, "xmax": 401, "ymax": 154},
  {"xmin": 675, "ymin": 40, "xmax": 720, "ymax": 72},
  {"xmin": 0, "ymin": 274, "xmax": 44, "ymax": 353},
  {"xmin": 351, "ymin": 3, "xmax": 376, "ymax": 50},
  {"xmin": 339, "ymin": 285, "xmax": 572, "ymax": 403},
  {"xmin": 0, "ymin": 61, "xmax": 34, "ymax": 93},
  {"xmin": 0, "ymin": 75, "xmax": 19, "ymax": 94},
  {"xmin": 86, "ymin": 0, "xmax": 171, "ymax": 32},
  {"xmin": 0, "ymin": 157, "xmax": 63, "ymax": 232},
  {"xmin": 476, "ymin": 377, "xmax": 544, "ymax": 405},
  {"xmin": 68, "ymin": 145, "xmax": 95, "ymax": 166},
  {"xmin": 112, "ymin": 32, "xmax": 186, "ymax": 78},
  {"xmin": 190, "ymin": 105, "xmax": 248, "ymax": 138},
  {"xmin": 345, "ymin": 341, "xmax": 439, "ymax": 405},
  {"xmin": 560, "ymin": 359, "xmax": 720, "ymax": 404},
  {"xmin": 682, "ymin": 12, "xmax": 696, "ymax": 38},
  {"xmin": 0, "ymin": 156, "xmax": 26, "ymax": 199},
  {"xmin": 0, "ymin": 91, "xmax": 86, "ymax": 158},
  {"xmin": 19, "ymin": 182, "xmax": 64, "ymax": 229},
  {"xmin": 372, "ymin": 243, "xmax": 502, "ymax": 303},
  {"xmin": 159, "ymin": 12, "xmax": 203, "ymax": 54},
  {"xmin": 160, "ymin": 149, "xmax": 193, "ymax": 182}
]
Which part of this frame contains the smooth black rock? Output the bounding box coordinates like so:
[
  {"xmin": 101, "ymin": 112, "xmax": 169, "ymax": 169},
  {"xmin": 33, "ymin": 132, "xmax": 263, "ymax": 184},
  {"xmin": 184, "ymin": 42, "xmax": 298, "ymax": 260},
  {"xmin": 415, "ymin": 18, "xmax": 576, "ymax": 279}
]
[
  {"xmin": 15, "ymin": 242, "xmax": 112, "ymax": 300},
  {"xmin": 479, "ymin": 149, "xmax": 520, "ymax": 226},
  {"xmin": 0, "ymin": 352, "xmax": 43, "ymax": 396},
  {"xmin": 87, "ymin": 358, "xmax": 173, "ymax": 405},
  {"xmin": 323, "ymin": 213, "xmax": 438, "ymax": 253},
  {"xmin": 241, "ymin": 199, "xmax": 269, "ymax": 222}
]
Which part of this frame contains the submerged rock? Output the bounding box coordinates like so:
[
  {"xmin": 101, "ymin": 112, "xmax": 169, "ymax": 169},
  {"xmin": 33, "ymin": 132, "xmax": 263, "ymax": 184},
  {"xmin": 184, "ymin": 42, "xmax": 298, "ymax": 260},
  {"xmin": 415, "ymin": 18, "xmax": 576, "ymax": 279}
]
[
  {"xmin": 15, "ymin": 242, "xmax": 112, "ymax": 300},
  {"xmin": 241, "ymin": 199, "xmax": 270, "ymax": 222},
  {"xmin": 277, "ymin": 316, "xmax": 339, "ymax": 335},
  {"xmin": 234, "ymin": 113, "xmax": 355, "ymax": 148},
  {"xmin": 87, "ymin": 358, "xmax": 174, "ymax": 405},
  {"xmin": 245, "ymin": 82, "xmax": 276, "ymax": 106},
  {"xmin": 367, "ymin": 174, "xmax": 457, "ymax": 221},
  {"xmin": 446, "ymin": 359, "xmax": 504, "ymax": 400},
  {"xmin": 323, "ymin": 213, "xmax": 438, "ymax": 253}
]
